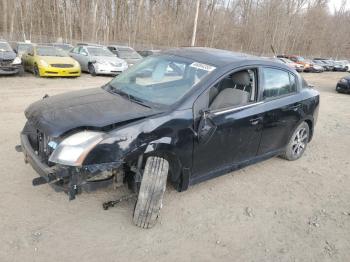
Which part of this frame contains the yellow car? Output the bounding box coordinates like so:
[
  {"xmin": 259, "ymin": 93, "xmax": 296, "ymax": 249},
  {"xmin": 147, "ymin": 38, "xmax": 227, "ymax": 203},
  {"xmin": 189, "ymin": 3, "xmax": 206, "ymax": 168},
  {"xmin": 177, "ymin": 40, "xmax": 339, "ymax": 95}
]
[{"xmin": 22, "ymin": 45, "xmax": 81, "ymax": 77}]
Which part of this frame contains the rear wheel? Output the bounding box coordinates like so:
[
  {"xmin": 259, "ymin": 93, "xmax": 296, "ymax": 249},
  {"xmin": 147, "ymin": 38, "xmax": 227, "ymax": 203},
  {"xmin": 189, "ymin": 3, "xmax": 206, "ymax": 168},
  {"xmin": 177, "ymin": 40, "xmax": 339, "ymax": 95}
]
[
  {"xmin": 133, "ymin": 156, "xmax": 169, "ymax": 229},
  {"xmin": 88, "ymin": 63, "xmax": 97, "ymax": 76},
  {"xmin": 281, "ymin": 122, "xmax": 310, "ymax": 161}
]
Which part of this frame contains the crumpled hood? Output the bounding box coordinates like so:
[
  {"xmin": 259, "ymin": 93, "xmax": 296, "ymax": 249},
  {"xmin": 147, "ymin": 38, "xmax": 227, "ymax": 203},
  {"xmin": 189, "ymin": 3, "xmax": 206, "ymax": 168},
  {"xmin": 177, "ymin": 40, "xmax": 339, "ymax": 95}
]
[
  {"xmin": 0, "ymin": 51, "xmax": 16, "ymax": 61},
  {"xmin": 25, "ymin": 87, "xmax": 158, "ymax": 137}
]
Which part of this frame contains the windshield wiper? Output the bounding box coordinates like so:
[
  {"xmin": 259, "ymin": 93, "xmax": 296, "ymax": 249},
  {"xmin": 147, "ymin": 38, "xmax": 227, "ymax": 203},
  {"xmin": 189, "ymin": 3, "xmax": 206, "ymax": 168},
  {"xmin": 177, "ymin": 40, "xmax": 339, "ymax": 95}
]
[{"xmin": 107, "ymin": 84, "xmax": 151, "ymax": 108}]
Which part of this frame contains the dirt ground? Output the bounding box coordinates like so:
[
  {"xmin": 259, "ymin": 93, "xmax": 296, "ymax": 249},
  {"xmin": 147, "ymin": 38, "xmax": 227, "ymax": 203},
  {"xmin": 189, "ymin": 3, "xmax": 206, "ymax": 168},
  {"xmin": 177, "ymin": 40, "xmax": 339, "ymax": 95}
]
[{"xmin": 0, "ymin": 71, "xmax": 349, "ymax": 262}]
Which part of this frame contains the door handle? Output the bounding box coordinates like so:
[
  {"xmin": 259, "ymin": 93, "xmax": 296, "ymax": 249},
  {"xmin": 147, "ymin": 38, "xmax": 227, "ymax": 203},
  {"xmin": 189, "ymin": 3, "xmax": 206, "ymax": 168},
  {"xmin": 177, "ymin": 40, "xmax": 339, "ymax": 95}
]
[{"xmin": 249, "ymin": 116, "xmax": 263, "ymax": 125}]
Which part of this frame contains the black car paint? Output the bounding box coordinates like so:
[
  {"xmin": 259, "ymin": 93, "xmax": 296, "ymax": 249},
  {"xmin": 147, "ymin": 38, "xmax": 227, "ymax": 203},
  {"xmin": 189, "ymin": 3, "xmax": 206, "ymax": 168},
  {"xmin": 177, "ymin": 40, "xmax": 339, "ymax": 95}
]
[
  {"xmin": 19, "ymin": 48, "xmax": 320, "ymax": 199},
  {"xmin": 336, "ymin": 76, "xmax": 350, "ymax": 93},
  {"xmin": 24, "ymin": 87, "xmax": 161, "ymax": 137}
]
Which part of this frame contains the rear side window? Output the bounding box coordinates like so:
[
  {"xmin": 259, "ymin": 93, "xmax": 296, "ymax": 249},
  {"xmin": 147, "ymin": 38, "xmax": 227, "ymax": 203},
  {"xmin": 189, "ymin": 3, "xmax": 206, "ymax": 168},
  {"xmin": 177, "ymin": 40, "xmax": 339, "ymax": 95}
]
[{"xmin": 262, "ymin": 68, "xmax": 297, "ymax": 99}]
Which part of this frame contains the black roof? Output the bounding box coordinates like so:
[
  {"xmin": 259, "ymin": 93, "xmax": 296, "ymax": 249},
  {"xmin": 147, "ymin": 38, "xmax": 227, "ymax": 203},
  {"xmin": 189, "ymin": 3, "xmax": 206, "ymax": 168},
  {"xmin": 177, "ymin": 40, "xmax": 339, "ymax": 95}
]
[{"xmin": 162, "ymin": 47, "xmax": 259, "ymax": 67}]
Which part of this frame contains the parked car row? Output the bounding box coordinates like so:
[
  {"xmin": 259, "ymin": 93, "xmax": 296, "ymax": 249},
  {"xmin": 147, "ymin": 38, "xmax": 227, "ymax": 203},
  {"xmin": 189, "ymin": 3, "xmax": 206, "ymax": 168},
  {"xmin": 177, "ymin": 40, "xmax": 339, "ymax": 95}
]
[
  {"xmin": 1, "ymin": 38, "xmax": 350, "ymax": 78},
  {"xmin": 276, "ymin": 54, "xmax": 350, "ymax": 73},
  {"xmin": 0, "ymin": 39, "xmax": 158, "ymax": 77}
]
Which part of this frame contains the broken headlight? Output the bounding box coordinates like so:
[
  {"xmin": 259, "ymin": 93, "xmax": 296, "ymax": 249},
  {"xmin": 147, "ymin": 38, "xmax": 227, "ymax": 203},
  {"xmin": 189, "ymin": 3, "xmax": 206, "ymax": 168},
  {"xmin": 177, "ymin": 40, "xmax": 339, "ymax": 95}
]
[{"xmin": 49, "ymin": 131, "xmax": 105, "ymax": 166}]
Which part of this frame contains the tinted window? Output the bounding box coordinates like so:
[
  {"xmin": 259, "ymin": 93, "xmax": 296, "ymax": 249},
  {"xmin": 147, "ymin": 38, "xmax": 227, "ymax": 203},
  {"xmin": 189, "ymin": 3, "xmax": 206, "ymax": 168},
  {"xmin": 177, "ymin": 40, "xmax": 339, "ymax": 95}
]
[{"xmin": 263, "ymin": 68, "xmax": 296, "ymax": 98}]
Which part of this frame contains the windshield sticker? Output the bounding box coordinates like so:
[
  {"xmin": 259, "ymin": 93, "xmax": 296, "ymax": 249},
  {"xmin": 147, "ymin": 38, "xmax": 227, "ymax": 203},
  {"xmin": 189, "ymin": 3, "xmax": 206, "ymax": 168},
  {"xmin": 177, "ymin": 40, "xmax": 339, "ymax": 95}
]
[{"xmin": 189, "ymin": 62, "xmax": 216, "ymax": 72}]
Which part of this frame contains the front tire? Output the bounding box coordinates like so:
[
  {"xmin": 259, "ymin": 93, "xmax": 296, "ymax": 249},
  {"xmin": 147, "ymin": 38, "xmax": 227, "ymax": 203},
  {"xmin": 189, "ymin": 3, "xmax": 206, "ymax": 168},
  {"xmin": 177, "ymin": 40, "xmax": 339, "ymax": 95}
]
[
  {"xmin": 281, "ymin": 122, "xmax": 310, "ymax": 161},
  {"xmin": 88, "ymin": 63, "xmax": 97, "ymax": 76},
  {"xmin": 33, "ymin": 65, "xmax": 40, "ymax": 77},
  {"xmin": 133, "ymin": 156, "xmax": 169, "ymax": 229}
]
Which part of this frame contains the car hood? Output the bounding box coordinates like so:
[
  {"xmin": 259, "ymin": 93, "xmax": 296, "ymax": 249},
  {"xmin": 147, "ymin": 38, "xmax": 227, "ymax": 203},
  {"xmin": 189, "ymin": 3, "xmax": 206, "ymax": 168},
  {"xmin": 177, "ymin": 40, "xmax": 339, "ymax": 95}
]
[
  {"xmin": 0, "ymin": 51, "xmax": 16, "ymax": 61},
  {"xmin": 25, "ymin": 87, "xmax": 159, "ymax": 137},
  {"xmin": 92, "ymin": 56, "xmax": 126, "ymax": 64},
  {"xmin": 38, "ymin": 56, "xmax": 77, "ymax": 64}
]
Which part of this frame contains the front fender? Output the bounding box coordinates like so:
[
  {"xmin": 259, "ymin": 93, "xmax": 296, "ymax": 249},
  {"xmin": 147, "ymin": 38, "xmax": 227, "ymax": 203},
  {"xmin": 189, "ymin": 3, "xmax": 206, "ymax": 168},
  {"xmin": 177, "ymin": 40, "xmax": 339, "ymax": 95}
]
[{"xmin": 83, "ymin": 109, "xmax": 194, "ymax": 191}]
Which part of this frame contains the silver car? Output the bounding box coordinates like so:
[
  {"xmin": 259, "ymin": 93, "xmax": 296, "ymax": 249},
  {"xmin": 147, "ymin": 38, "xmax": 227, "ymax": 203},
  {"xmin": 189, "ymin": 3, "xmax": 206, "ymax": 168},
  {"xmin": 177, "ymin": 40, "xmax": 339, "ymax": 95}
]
[
  {"xmin": 69, "ymin": 44, "xmax": 128, "ymax": 76},
  {"xmin": 107, "ymin": 45, "xmax": 143, "ymax": 67}
]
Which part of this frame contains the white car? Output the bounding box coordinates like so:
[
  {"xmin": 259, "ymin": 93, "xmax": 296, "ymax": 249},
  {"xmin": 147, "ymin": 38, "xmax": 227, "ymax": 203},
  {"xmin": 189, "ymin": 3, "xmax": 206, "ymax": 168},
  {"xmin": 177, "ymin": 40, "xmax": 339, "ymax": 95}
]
[{"xmin": 69, "ymin": 44, "xmax": 128, "ymax": 76}]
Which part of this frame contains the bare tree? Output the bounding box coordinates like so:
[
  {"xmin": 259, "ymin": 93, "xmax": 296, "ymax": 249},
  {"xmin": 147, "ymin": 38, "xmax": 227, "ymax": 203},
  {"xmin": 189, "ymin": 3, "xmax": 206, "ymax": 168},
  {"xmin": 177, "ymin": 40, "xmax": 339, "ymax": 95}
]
[{"xmin": 0, "ymin": 0, "xmax": 349, "ymax": 58}]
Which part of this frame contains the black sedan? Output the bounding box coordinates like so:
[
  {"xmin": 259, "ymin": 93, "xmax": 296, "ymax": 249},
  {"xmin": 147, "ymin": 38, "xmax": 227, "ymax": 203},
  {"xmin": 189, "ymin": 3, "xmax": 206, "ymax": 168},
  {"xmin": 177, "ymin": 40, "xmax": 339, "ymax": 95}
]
[
  {"xmin": 336, "ymin": 76, "xmax": 350, "ymax": 93},
  {"xmin": 17, "ymin": 48, "xmax": 320, "ymax": 228}
]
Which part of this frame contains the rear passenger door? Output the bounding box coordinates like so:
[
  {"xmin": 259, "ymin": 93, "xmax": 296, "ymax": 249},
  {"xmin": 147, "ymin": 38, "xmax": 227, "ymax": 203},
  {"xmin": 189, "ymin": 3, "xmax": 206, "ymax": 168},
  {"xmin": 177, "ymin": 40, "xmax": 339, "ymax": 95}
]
[{"xmin": 257, "ymin": 67, "xmax": 302, "ymax": 155}]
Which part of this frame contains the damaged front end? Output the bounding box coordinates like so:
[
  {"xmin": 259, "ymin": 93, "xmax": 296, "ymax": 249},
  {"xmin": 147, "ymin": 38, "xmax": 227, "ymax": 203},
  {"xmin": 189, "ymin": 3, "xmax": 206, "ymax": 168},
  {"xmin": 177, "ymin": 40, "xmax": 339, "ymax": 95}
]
[{"xmin": 18, "ymin": 121, "xmax": 125, "ymax": 200}]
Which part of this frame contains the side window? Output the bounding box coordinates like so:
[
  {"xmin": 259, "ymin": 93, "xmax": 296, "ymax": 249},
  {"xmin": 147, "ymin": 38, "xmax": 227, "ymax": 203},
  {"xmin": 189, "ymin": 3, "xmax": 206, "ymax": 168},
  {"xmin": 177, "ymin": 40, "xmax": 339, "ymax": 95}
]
[
  {"xmin": 290, "ymin": 73, "xmax": 297, "ymax": 91},
  {"xmin": 80, "ymin": 47, "xmax": 88, "ymax": 56},
  {"xmin": 28, "ymin": 46, "xmax": 34, "ymax": 56},
  {"xmin": 262, "ymin": 68, "xmax": 296, "ymax": 99},
  {"xmin": 72, "ymin": 47, "xmax": 80, "ymax": 53},
  {"xmin": 108, "ymin": 47, "xmax": 118, "ymax": 55},
  {"xmin": 209, "ymin": 69, "xmax": 257, "ymax": 110}
]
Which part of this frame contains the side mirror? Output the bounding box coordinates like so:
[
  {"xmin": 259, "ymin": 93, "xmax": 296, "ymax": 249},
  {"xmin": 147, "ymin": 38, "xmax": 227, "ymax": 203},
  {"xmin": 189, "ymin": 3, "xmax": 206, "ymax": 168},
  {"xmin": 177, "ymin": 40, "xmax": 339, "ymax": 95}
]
[
  {"xmin": 81, "ymin": 51, "xmax": 88, "ymax": 56},
  {"xmin": 197, "ymin": 109, "xmax": 216, "ymax": 143}
]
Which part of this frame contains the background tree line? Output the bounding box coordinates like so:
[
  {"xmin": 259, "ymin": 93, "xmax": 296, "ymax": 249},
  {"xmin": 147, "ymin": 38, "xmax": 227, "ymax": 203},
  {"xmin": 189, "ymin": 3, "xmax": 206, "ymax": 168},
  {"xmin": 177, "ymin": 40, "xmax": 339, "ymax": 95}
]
[{"xmin": 0, "ymin": 0, "xmax": 349, "ymax": 58}]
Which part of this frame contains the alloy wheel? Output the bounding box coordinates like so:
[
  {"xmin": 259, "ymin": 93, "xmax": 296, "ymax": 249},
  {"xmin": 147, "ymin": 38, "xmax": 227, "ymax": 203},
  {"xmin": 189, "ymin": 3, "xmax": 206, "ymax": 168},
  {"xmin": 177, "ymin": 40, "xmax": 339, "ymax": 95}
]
[{"xmin": 291, "ymin": 127, "xmax": 308, "ymax": 158}]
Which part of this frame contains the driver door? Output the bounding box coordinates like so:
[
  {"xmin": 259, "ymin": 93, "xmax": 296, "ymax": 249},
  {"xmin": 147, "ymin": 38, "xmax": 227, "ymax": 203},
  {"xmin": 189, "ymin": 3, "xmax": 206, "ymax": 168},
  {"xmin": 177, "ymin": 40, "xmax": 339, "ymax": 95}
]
[{"xmin": 192, "ymin": 68, "xmax": 264, "ymax": 181}]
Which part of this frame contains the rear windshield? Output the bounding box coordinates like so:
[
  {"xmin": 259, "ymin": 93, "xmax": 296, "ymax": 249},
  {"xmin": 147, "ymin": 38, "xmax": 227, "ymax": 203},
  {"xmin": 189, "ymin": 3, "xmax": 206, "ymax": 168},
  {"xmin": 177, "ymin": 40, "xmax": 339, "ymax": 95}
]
[{"xmin": 18, "ymin": 43, "xmax": 32, "ymax": 53}]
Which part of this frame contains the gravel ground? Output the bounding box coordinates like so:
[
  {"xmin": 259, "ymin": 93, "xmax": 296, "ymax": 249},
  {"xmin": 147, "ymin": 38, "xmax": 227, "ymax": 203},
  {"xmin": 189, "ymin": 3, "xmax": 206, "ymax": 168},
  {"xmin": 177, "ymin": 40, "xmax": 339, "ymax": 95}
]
[{"xmin": 0, "ymin": 71, "xmax": 349, "ymax": 262}]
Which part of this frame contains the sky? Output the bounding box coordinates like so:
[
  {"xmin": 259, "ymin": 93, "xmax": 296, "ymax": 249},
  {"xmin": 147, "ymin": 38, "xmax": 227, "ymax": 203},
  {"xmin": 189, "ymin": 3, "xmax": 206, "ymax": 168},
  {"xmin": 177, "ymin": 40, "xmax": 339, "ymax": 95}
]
[{"xmin": 328, "ymin": 0, "xmax": 350, "ymax": 12}]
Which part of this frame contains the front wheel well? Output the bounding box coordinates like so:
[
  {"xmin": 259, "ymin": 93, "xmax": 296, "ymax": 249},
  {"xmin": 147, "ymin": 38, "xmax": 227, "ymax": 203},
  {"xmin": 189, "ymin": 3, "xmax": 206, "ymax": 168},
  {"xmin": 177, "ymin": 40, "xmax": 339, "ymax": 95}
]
[{"xmin": 124, "ymin": 150, "xmax": 183, "ymax": 192}]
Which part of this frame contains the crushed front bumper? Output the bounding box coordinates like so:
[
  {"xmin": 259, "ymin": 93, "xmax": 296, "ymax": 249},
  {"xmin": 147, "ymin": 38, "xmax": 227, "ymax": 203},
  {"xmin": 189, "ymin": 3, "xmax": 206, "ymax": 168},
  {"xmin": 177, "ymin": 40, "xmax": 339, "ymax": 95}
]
[{"xmin": 19, "ymin": 133, "xmax": 123, "ymax": 200}]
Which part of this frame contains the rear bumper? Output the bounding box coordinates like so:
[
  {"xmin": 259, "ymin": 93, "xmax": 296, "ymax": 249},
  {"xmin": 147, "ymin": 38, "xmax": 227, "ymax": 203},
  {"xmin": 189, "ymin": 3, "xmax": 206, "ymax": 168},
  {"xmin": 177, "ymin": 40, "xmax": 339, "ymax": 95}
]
[
  {"xmin": 0, "ymin": 64, "xmax": 22, "ymax": 75},
  {"xmin": 19, "ymin": 133, "xmax": 122, "ymax": 199}
]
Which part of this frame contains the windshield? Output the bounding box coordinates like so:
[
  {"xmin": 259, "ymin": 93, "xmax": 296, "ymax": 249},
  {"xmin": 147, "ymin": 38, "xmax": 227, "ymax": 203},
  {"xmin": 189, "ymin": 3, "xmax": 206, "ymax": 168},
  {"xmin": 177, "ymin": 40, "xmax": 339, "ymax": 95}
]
[
  {"xmin": 106, "ymin": 55, "xmax": 216, "ymax": 107},
  {"xmin": 281, "ymin": 58, "xmax": 293, "ymax": 63},
  {"xmin": 118, "ymin": 48, "xmax": 142, "ymax": 59},
  {"xmin": 0, "ymin": 42, "xmax": 12, "ymax": 52},
  {"xmin": 54, "ymin": 44, "xmax": 73, "ymax": 51},
  {"xmin": 297, "ymin": 56, "xmax": 305, "ymax": 62},
  {"xmin": 18, "ymin": 43, "xmax": 32, "ymax": 53},
  {"xmin": 87, "ymin": 47, "xmax": 114, "ymax": 57},
  {"xmin": 37, "ymin": 46, "xmax": 67, "ymax": 57}
]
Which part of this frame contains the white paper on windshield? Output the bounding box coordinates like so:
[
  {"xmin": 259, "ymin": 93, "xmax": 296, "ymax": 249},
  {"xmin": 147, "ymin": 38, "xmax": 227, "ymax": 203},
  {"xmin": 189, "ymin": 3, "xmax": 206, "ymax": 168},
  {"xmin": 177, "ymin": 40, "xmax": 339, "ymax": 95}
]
[{"xmin": 189, "ymin": 62, "xmax": 216, "ymax": 72}]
